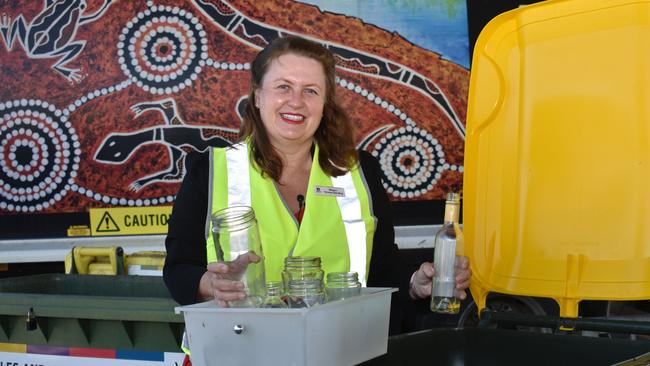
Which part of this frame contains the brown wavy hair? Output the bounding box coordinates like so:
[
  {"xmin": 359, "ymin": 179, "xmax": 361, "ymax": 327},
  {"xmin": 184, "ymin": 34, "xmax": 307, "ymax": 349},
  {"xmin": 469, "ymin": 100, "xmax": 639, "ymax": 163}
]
[{"xmin": 240, "ymin": 36, "xmax": 358, "ymax": 180}]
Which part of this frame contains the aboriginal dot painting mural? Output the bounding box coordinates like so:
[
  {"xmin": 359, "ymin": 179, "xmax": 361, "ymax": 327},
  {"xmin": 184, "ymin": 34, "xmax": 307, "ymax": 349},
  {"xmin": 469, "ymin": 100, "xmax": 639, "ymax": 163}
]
[{"xmin": 0, "ymin": 0, "xmax": 468, "ymax": 235}]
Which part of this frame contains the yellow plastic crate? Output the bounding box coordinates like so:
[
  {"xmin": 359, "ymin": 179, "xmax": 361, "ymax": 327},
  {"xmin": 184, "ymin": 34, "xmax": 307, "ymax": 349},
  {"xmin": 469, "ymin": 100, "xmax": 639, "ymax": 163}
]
[
  {"xmin": 125, "ymin": 251, "xmax": 165, "ymax": 276},
  {"xmin": 64, "ymin": 246, "xmax": 125, "ymax": 275},
  {"xmin": 465, "ymin": 0, "xmax": 650, "ymax": 318}
]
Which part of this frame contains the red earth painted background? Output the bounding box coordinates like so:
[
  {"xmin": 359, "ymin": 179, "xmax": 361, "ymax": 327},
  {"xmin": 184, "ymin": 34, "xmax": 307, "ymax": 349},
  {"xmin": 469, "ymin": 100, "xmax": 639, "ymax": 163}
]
[{"xmin": 0, "ymin": 0, "xmax": 468, "ymax": 216}]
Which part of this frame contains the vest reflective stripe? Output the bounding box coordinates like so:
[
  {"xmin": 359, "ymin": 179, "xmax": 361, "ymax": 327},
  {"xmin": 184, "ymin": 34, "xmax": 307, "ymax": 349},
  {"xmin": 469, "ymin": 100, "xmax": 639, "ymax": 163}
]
[
  {"xmin": 205, "ymin": 148, "xmax": 228, "ymax": 263},
  {"xmin": 332, "ymin": 173, "xmax": 367, "ymax": 286},
  {"xmin": 206, "ymin": 142, "xmax": 375, "ymax": 283},
  {"xmin": 226, "ymin": 143, "xmax": 251, "ymax": 207},
  {"xmin": 181, "ymin": 331, "xmax": 190, "ymax": 355}
]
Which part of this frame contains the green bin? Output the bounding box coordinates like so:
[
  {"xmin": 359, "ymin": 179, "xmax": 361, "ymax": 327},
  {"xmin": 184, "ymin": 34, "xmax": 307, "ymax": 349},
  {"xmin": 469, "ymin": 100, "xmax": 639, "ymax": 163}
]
[{"xmin": 0, "ymin": 274, "xmax": 184, "ymax": 352}]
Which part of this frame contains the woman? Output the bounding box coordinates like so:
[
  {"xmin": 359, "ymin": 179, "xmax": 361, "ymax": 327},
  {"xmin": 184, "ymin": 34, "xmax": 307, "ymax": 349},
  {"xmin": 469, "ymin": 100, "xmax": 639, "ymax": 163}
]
[{"xmin": 163, "ymin": 35, "xmax": 471, "ymax": 346}]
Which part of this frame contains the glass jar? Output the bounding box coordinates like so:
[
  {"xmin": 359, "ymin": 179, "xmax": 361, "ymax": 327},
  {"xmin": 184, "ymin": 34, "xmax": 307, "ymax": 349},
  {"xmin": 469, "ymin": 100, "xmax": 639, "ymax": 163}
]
[
  {"xmin": 262, "ymin": 281, "xmax": 288, "ymax": 308},
  {"xmin": 211, "ymin": 206, "xmax": 266, "ymax": 308},
  {"xmin": 325, "ymin": 272, "xmax": 362, "ymax": 302},
  {"xmin": 286, "ymin": 279, "xmax": 325, "ymax": 308},
  {"xmin": 281, "ymin": 256, "xmax": 324, "ymax": 290}
]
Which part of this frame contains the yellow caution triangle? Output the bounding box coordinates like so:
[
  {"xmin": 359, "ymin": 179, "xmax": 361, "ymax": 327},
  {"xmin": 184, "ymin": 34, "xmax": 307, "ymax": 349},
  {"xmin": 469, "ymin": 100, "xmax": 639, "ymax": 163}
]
[{"xmin": 96, "ymin": 211, "xmax": 120, "ymax": 232}]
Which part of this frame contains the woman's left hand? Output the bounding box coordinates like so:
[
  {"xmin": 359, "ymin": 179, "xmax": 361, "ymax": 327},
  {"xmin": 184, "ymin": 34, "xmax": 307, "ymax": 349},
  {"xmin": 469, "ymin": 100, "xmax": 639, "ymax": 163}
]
[{"xmin": 409, "ymin": 256, "xmax": 472, "ymax": 300}]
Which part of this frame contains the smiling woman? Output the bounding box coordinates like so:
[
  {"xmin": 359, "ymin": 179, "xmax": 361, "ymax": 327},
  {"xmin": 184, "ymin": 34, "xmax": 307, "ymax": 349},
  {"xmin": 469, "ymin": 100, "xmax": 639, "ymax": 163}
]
[
  {"xmin": 255, "ymin": 53, "xmax": 326, "ymax": 155},
  {"xmin": 242, "ymin": 36, "xmax": 357, "ymax": 184},
  {"xmin": 163, "ymin": 35, "xmax": 472, "ymax": 365}
]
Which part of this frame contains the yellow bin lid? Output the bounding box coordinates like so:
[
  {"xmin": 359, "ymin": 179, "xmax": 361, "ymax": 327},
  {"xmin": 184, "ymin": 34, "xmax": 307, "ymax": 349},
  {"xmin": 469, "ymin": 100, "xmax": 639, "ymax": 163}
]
[{"xmin": 464, "ymin": 0, "xmax": 650, "ymax": 318}]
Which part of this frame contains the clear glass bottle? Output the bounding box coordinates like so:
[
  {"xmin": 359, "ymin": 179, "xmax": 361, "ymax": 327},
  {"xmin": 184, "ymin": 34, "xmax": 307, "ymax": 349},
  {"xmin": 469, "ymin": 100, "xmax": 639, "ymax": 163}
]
[
  {"xmin": 281, "ymin": 256, "xmax": 324, "ymax": 290},
  {"xmin": 286, "ymin": 279, "xmax": 325, "ymax": 308},
  {"xmin": 430, "ymin": 192, "xmax": 463, "ymax": 314},
  {"xmin": 325, "ymin": 271, "xmax": 361, "ymax": 302},
  {"xmin": 262, "ymin": 281, "xmax": 288, "ymax": 308},
  {"xmin": 211, "ymin": 206, "xmax": 266, "ymax": 308}
]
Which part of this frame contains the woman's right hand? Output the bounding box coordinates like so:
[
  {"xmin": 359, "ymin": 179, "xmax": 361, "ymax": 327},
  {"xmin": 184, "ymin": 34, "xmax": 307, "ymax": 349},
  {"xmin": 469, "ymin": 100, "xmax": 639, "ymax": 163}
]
[{"xmin": 197, "ymin": 251, "xmax": 261, "ymax": 307}]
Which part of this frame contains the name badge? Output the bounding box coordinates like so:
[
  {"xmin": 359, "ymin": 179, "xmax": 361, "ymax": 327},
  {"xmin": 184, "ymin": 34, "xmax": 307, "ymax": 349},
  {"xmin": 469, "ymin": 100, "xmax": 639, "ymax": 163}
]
[{"xmin": 314, "ymin": 185, "xmax": 345, "ymax": 197}]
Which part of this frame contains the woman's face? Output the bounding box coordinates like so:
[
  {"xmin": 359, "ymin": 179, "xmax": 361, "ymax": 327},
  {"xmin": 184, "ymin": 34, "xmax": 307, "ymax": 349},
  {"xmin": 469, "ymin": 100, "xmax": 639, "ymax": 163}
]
[{"xmin": 255, "ymin": 53, "xmax": 326, "ymax": 148}]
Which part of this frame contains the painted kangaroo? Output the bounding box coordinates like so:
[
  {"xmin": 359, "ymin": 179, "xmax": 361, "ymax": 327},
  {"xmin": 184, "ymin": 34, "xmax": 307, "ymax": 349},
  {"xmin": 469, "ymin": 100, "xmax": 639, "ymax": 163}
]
[
  {"xmin": 94, "ymin": 98, "xmax": 239, "ymax": 191},
  {"xmin": 0, "ymin": 0, "xmax": 114, "ymax": 82}
]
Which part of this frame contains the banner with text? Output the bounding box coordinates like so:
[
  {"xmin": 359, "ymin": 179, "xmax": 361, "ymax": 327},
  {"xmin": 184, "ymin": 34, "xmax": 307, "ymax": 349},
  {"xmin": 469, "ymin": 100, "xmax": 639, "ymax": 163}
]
[
  {"xmin": 0, "ymin": 350, "xmax": 184, "ymax": 366},
  {"xmin": 89, "ymin": 206, "xmax": 172, "ymax": 236}
]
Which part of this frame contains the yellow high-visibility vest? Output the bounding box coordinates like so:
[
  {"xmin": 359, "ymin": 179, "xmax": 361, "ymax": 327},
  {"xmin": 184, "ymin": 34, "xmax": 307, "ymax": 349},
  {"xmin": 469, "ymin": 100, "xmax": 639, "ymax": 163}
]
[{"xmin": 205, "ymin": 142, "xmax": 376, "ymax": 284}]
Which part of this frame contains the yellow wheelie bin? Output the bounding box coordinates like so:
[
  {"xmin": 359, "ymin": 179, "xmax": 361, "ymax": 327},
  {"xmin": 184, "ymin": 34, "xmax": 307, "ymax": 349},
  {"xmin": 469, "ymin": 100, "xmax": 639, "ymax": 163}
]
[
  {"xmin": 364, "ymin": 0, "xmax": 650, "ymax": 366},
  {"xmin": 364, "ymin": 1, "xmax": 650, "ymax": 365},
  {"xmin": 464, "ymin": 0, "xmax": 650, "ymax": 330}
]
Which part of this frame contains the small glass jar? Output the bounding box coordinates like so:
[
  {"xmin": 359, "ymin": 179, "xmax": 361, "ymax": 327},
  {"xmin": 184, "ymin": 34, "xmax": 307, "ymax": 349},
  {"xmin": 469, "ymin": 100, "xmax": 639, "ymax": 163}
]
[
  {"xmin": 325, "ymin": 272, "xmax": 362, "ymax": 302},
  {"xmin": 262, "ymin": 281, "xmax": 288, "ymax": 308},
  {"xmin": 282, "ymin": 256, "xmax": 324, "ymax": 290},
  {"xmin": 211, "ymin": 206, "xmax": 266, "ymax": 308},
  {"xmin": 286, "ymin": 279, "xmax": 325, "ymax": 308}
]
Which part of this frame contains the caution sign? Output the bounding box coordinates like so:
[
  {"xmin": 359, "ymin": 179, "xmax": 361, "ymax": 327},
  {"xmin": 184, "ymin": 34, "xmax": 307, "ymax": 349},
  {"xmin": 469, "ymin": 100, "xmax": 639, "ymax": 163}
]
[{"xmin": 89, "ymin": 206, "xmax": 173, "ymax": 236}]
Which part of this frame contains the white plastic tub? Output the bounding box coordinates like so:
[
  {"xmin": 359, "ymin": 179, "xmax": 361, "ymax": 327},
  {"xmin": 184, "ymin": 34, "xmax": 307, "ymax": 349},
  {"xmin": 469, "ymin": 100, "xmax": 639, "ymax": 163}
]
[{"xmin": 175, "ymin": 287, "xmax": 396, "ymax": 366}]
